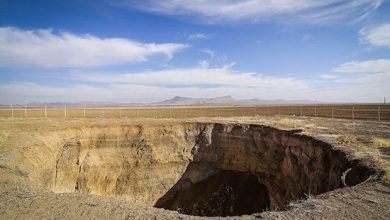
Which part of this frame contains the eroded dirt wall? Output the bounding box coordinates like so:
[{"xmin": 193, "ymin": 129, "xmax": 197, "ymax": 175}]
[
  {"xmin": 22, "ymin": 124, "xmax": 203, "ymax": 205},
  {"xmin": 155, "ymin": 124, "xmax": 376, "ymax": 213},
  {"xmin": 17, "ymin": 122, "xmax": 375, "ymax": 215}
]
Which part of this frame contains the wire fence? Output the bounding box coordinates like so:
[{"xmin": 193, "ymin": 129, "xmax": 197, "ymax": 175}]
[{"xmin": 0, "ymin": 104, "xmax": 389, "ymax": 121}]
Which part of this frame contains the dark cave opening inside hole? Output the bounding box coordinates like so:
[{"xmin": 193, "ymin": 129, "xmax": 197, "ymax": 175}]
[{"xmin": 155, "ymin": 170, "xmax": 270, "ymax": 217}]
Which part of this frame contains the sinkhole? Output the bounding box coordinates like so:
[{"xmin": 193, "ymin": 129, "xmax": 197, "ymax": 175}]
[
  {"xmin": 155, "ymin": 170, "xmax": 271, "ymax": 216},
  {"xmin": 24, "ymin": 123, "xmax": 377, "ymax": 217}
]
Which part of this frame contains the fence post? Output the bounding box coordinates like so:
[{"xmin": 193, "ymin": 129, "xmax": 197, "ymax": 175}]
[
  {"xmin": 170, "ymin": 105, "xmax": 172, "ymax": 118},
  {"xmin": 378, "ymin": 107, "xmax": 381, "ymax": 121},
  {"xmin": 25, "ymin": 106, "xmax": 27, "ymax": 118},
  {"xmin": 83, "ymin": 107, "xmax": 86, "ymax": 118},
  {"xmin": 352, "ymin": 106, "xmax": 355, "ymax": 120},
  {"xmin": 64, "ymin": 106, "xmax": 67, "ymax": 118},
  {"xmin": 45, "ymin": 106, "xmax": 47, "ymax": 118},
  {"xmin": 11, "ymin": 105, "xmax": 14, "ymax": 118}
]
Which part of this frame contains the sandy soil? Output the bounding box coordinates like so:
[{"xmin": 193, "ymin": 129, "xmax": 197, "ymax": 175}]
[{"xmin": 0, "ymin": 116, "xmax": 389, "ymax": 219}]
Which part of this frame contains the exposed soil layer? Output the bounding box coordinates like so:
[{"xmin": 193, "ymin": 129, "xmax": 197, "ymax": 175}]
[
  {"xmin": 11, "ymin": 122, "xmax": 377, "ymax": 217},
  {"xmin": 153, "ymin": 123, "xmax": 376, "ymax": 216}
]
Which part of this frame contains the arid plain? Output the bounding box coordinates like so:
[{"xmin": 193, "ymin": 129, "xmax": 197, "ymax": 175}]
[{"xmin": 0, "ymin": 114, "xmax": 389, "ymax": 219}]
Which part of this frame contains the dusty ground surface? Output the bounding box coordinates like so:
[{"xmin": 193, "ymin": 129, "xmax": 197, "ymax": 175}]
[{"xmin": 0, "ymin": 116, "xmax": 389, "ymax": 219}]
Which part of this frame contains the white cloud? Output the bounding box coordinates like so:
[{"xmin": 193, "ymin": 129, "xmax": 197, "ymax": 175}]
[
  {"xmin": 200, "ymin": 48, "xmax": 215, "ymax": 58},
  {"xmin": 334, "ymin": 59, "xmax": 390, "ymax": 73},
  {"xmin": 198, "ymin": 60, "xmax": 209, "ymax": 68},
  {"xmin": 0, "ymin": 82, "xmax": 118, "ymax": 104},
  {"xmin": 1, "ymin": 60, "xmax": 388, "ymax": 104},
  {"xmin": 299, "ymin": 0, "xmax": 382, "ymax": 24},
  {"xmin": 313, "ymin": 59, "xmax": 390, "ymax": 102},
  {"xmin": 0, "ymin": 81, "xmax": 310, "ymax": 105},
  {"xmin": 0, "ymin": 27, "xmax": 188, "ymax": 68},
  {"xmin": 360, "ymin": 23, "xmax": 390, "ymax": 48},
  {"xmin": 130, "ymin": 0, "xmax": 382, "ymax": 24},
  {"xmin": 0, "ymin": 65, "xmax": 310, "ymax": 104},
  {"xmin": 188, "ymin": 33, "xmax": 208, "ymax": 40},
  {"xmin": 320, "ymin": 74, "xmax": 339, "ymax": 79},
  {"xmin": 73, "ymin": 65, "xmax": 307, "ymax": 88},
  {"xmin": 312, "ymin": 71, "xmax": 390, "ymax": 102}
]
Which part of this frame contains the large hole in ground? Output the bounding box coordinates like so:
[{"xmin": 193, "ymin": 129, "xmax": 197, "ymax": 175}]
[
  {"xmin": 156, "ymin": 170, "xmax": 270, "ymax": 216},
  {"xmin": 24, "ymin": 123, "xmax": 377, "ymax": 217}
]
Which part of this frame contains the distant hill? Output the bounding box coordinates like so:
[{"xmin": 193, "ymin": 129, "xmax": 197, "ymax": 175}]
[
  {"xmin": 155, "ymin": 96, "xmax": 235, "ymax": 105},
  {"xmin": 155, "ymin": 96, "xmax": 317, "ymax": 105},
  {"xmin": 0, "ymin": 96, "xmax": 318, "ymax": 107}
]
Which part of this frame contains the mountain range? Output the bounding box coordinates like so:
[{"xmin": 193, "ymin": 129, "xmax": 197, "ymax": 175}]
[
  {"xmin": 1, "ymin": 96, "xmax": 318, "ymax": 107},
  {"xmin": 154, "ymin": 96, "xmax": 317, "ymax": 105}
]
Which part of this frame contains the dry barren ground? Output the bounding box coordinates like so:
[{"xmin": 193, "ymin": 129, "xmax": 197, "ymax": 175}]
[{"xmin": 0, "ymin": 116, "xmax": 389, "ymax": 219}]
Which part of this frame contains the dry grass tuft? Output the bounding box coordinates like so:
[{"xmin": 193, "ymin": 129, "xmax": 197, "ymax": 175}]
[
  {"xmin": 372, "ymin": 138, "xmax": 390, "ymax": 147},
  {"xmin": 0, "ymin": 131, "xmax": 10, "ymax": 146},
  {"xmin": 352, "ymin": 138, "xmax": 390, "ymax": 182}
]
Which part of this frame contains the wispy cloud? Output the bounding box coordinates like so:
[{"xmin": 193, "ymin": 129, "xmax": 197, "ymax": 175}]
[
  {"xmin": 1, "ymin": 58, "xmax": 388, "ymax": 104},
  {"xmin": 334, "ymin": 58, "xmax": 390, "ymax": 73},
  {"xmin": 313, "ymin": 70, "xmax": 390, "ymax": 102},
  {"xmin": 0, "ymin": 27, "xmax": 188, "ymax": 68},
  {"xmin": 0, "ymin": 80, "xmax": 309, "ymax": 105},
  {"xmin": 73, "ymin": 65, "xmax": 307, "ymax": 88},
  {"xmin": 129, "ymin": 0, "xmax": 382, "ymax": 24},
  {"xmin": 360, "ymin": 23, "xmax": 390, "ymax": 48},
  {"xmin": 298, "ymin": 0, "xmax": 382, "ymax": 24},
  {"xmin": 1, "ymin": 59, "xmax": 389, "ymax": 104},
  {"xmin": 314, "ymin": 59, "xmax": 390, "ymax": 102},
  {"xmin": 320, "ymin": 74, "xmax": 339, "ymax": 79},
  {"xmin": 188, "ymin": 33, "xmax": 208, "ymax": 40},
  {"xmin": 200, "ymin": 48, "xmax": 215, "ymax": 58},
  {"xmin": 0, "ymin": 64, "xmax": 310, "ymax": 104}
]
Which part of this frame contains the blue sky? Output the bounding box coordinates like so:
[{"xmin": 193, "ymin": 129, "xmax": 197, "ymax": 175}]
[{"xmin": 0, "ymin": 0, "xmax": 389, "ymax": 104}]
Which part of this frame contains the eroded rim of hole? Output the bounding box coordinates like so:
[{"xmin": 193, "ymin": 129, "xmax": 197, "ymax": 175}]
[{"xmin": 24, "ymin": 123, "xmax": 381, "ymax": 217}]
